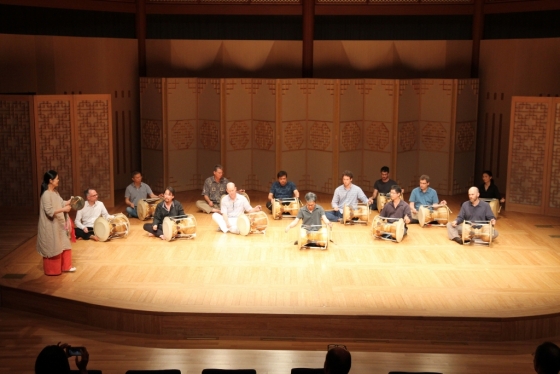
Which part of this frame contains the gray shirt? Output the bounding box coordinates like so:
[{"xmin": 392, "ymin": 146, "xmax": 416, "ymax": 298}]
[
  {"xmin": 455, "ymin": 199, "xmax": 496, "ymax": 225},
  {"xmin": 331, "ymin": 184, "xmax": 369, "ymax": 213},
  {"xmin": 297, "ymin": 204, "xmax": 326, "ymax": 228},
  {"xmin": 125, "ymin": 182, "xmax": 154, "ymax": 206}
]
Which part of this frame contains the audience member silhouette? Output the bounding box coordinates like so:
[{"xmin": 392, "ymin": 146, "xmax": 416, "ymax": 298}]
[
  {"xmin": 324, "ymin": 345, "xmax": 351, "ymax": 374},
  {"xmin": 534, "ymin": 342, "xmax": 560, "ymax": 374},
  {"xmin": 35, "ymin": 343, "xmax": 89, "ymax": 374}
]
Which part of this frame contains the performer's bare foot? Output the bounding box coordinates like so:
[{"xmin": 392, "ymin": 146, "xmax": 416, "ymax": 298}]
[
  {"xmin": 91, "ymin": 235, "xmax": 99, "ymax": 241},
  {"xmin": 148, "ymin": 233, "xmax": 154, "ymax": 237},
  {"xmin": 77, "ymin": 237, "xmax": 83, "ymax": 240},
  {"xmin": 211, "ymin": 208, "xmax": 220, "ymax": 213},
  {"xmin": 159, "ymin": 235, "xmax": 165, "ymax": 240}
]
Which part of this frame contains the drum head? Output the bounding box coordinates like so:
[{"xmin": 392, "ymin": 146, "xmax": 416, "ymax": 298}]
[
  {"xmin": 137, "ymin": 200, "xmax": 148, "ymax": 221},
  {"xmin": 485, "ymin": 199, "xmax": 499, "ymax": 218},
  {"xmin": 93, "ymin": 216, "xmax": 111, "ymax": 242},
  {"xmin": 162, "ymin": 217, "xmax": 174, "ymax": 241},
  {"xmin": 376, "ymin": 194, "xmax": 387, "ymax": 212},
  {"xmin": 418, "ymin": 206, "xmax": 429, "ymax": 227},
  {"xmin": 342, "ymin": 205, "xmax": 351, "ymax": 224},
  {"xmin": 371, "ymin": 215, "xmax": 382, "ymax": 238},
  {"xmin": 434, "ymin": 206, "xmax": 449, "ymax": 225},
  {"xmin": 461, "ymin": 221, "xmax": 470, "ymax": 243},
  {"xmin": 395, "ymin": 218, "xmax": 405, "ymax": 243},
  {"xmin": 272, "ymin": 200, "xmax": 282, "ymax": 220},
  {"xmin": 237, "ymin": 214, "xmax": 251, "ymax": 236},
  {"xmin": 112, "ymin": 213, "xmax": 130, "ymax": 234}
]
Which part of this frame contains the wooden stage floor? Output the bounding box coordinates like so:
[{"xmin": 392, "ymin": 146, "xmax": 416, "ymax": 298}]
[{"xmin": 2, "ymin": 190, "xmax": 560, "ymax": 343}]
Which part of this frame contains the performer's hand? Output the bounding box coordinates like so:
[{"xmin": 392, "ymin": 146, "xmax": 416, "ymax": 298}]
[
  {"xmin": 328, "ymin": 222, "xmax": 333, "ymax": 228},
  {"xmin": 238, "ymin": 189, "xmax": 245, "ymax": 193},
  {"xmin": 62, "ymin": 205, "xmax": 72, "ymax": 213},
  {"xmin": 158, "ymin": 193, "xmax": 164, "ymax": 198},
  {"xmin": 75, "ymin": 346, "xmax": 89, "ymax": 373},
  {"xmin": 208, "ymin": 201, "xmax": 214, "ymax": 207},
  {"xmin": 152, "ymin": 225, "xmax": 157, "ymax": 231},
  {"xmin": 440, "ymin": 200, "xmax": 447, "ymax": 205},
  {"xmin": 451, "ymin": 221, "xmax": 457, "ymax": 227},
  {"xmin": 83, "ymin": 227, "xmax": 88, "ymax": 233},
  {"xmin": 412, "ymin": 208, "xmax": 417, "ymax": 214},
  {"xmin": 490, "ymin": 218, "xmax": 496, "ymax": 226},
  {"xmin": 130, "ymin": 203, "xmax": 135, "ymax": 208},
  {"xmin": 500, "ymin": 198, "xmax": 505, "ymax": 203},
  {"xmin": 404, "ymin": 216, "xmax": 410, "ymax": 224}
]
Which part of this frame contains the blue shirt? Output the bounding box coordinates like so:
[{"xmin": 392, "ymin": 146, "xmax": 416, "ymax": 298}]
[
  {"xmin": 269, "ymin": 181, "xmax": 297, "ymax": 199},
  {"xmin": 409, "ymin": 187, "xmax": 439, "ymax": 211}
]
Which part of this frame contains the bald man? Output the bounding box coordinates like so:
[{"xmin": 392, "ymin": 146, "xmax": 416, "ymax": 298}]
[
  {"xmin": 447, "ymin": 186, "xmax": 498, "ymax": 244},
  {"xmin": 212, "ymin": 182, "xmax": 262, "ymax": 234}
]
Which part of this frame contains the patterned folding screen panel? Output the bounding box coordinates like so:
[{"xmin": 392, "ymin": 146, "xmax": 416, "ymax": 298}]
[
  {"xmin": 362, "ymin": 80, "xmax": 397, "ymax": 189},
  {"xmin": 140, "ymin": 78, "xmax": 478, "ymax": 197},
  {"xmin": 139, "ymin": 78, "xmax": 165, "ymax": 194},
  {"xmin": 166, "ymin": 78, "xmax": 198, "ymax": 191},
  {"xmin": 0, "ymin": 96, "xmax": 37, "ymax": 208},
  {"xmin": 72, "ymin": 95, "xmax": 114, "ymax": 207},
  {"xmin": 507, "ymin": 97, "xmax": 560, "ymax": 217}
]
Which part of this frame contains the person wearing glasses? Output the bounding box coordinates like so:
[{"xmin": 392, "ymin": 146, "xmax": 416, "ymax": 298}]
[
  {"xmin": 74, "ymin": 188, "xmax": 112, "ymax": 241},
  {"xmin": 285, "ymin": 192, "xmax": 332, "ymax": 233},
  {"xmin": 380, "ymin": 185, "xmax": 412, "ymax": 235},
  {"xmin": 324, "ymin": 344, "xmax": 352, "ymax": 374},
  {"xmin": 213, "ymin": 182, "xmax": 262, "ymax": 234}
]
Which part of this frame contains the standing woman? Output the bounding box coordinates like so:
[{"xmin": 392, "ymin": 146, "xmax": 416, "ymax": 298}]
[
  {"xmin": 479, "ymin": 170, "xmax": 506, "ymax": 203},
  {"xmin": 37, "ymin": 170, "xmax": 76, "ymax": 275}
]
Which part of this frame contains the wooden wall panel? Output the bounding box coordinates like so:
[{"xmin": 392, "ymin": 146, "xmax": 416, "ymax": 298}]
[
  {"xmin": 34, "ymin": 95, "xmax": 75, "ymax": 200},
  {"xmin": 197, "ymin": 79, "xmax": 222, "ymax": 182},
  {"xmin": 418, "ymin": 79, "xmax": 453, "ymax": 195},
  {"xmin": 339, "ymin": 80, "xmax": 366, "ymax": 190},
  {"xmin": 139, "ymin": 78, "xmax": 165, "ymax": 193},
  {"xmin": 507, "ymin": 97, "xmax": 550, "ymax": 215},
  {"xmin": 549, "ymin": 101, "xmax": 560, "ymax": 216},
  {"xmin": 396, "ymin": 80, "xmax": 421, "ymax": 192},
  {"xmin": 363, "ymin": 80, "xmax": 398, "ymax": 185},
  {"xmin": 166, "ymin": 78, "xmax": 198, "ymax": 191},
  {"xmin": 453, "ymin": 79, "xmax": 479, "ymax": 195},
  {"xmin": 225, "ymin": 79, "xmax": 253, "ymax": 188},
  {"xmin": 252, "ymin": 79, "xmax": 277, "ymax": 192},
  {"xmin": 281, "ymin": 80, "xmax": 308, "ymax": 191},
  {"xmin": 307, "ymin": 80, "xmax": 336, "ymax": 194},
  {"xmin": 73, "ymin": 94, "xmax": 114, "ymax": 207},
  {"xmin": 0, "ymin": 96, "xmax": 37, "ymax": 209}
]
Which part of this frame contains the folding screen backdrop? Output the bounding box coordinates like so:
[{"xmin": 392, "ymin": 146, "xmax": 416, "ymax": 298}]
[
  {"xmin": 0, "ymin": 94, "xmax": 114, "ymax": 209},
  {"xmin": 140, "ymin": 78, "xmax": 478, "ymax": 197},
  {"xmin": 507, "ymin": 97, "xmax": 560, "ymax": 217}
]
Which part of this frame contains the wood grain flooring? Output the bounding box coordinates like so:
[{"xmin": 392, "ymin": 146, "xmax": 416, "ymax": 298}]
[{"xmin": 2, "ymin": 190, "xmax": 560, "ymax": 342}]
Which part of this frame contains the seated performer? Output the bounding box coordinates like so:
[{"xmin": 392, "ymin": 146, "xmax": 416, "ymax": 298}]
[
  {"xmin": 285, "ymin": 192, "xmax": 332, "ymax": 233},
  {"xmin": 267, "ymin": 170, "xmax": 300, "ymax": 212},
  {"xmin": 379, "ymin": 185, "xmax": 411, "ymax": 236},
  {"xmin": 369, "ymin": 166, "xmax": 398, "ymax": 210},
  {"xmin": 409, "ymin": 174, "xmax": 447, "ymax": 224},
  {"xmin": 326, "ymin": 170, "xmax": 372, "ymax": 222},
  {"xmin": 125, "ymin": 171, "xmax": 160, "ymax": 218},
  {"xmin": 74, "ymin": 188, "xmax": 112, "ymax": 241},
  {"xmin": 213, "ymin": 182, "xmax": 262, "ymax": 234},
  {"xmin": 143, "ymin": 187, "xmax": 185, "ymax": 240},
  {"xmin": 196, "ymin": 164, "xmax": 229, "ymax": 214},
  {"xmin": 447, "ymin": 186, "xmax": 498, "ymax": 244},
  {"xmin": 479, "ymin": 170, "xmax": 505, "ymax": 203}
]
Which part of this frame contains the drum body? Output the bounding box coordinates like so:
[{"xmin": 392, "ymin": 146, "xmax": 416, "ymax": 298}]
[
  {"xmin": 376, "ymin": 193, "xmax": 389, "ymax": 212},
  {"xmin": 461, "ymin": 220, "xmax": 493, "ymax": 246},
  {"xmin": 137, "ymin": 198, "xmax": 163, "ymax": 221},
  {"xmin": 371, "ymin": 215, "xmax": 405, "ymax": 243},
  {"xmin": 418, "ymin": 205, "xmax": 450, "ymax": 227},
  {"xmin": 342, "ymin": 203, "xmax": 369, "ymax": 224},
  {"xmin": 93, "ymin": 213, "xmax": 130, "ymax": 242},
  {"xmin": 237, "ymin": 211, "xmax": 269, "ymax": 235},
  {"xmin": 272, "ymin": 198, "xmax": 301, "ymax": 220},
  {"xmin": 298, "ymin": 226, "xmax": 328, "ymax": 250},
  {"xmin": 481, "ymin": 198, "xmax": 500, "ymax": 218},
  {"xmin": 162, "ymin": 215, "xmax": 197, "ymax": 241}
]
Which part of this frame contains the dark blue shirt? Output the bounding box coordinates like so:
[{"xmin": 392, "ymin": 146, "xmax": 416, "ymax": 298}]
[{"xmin": 269, "ymin": 181, "xmax": 297, "ymax": 199}]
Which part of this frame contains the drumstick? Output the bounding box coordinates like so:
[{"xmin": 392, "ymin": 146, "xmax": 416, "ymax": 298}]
[{"xmin": 328, "ymin": 224, "xmax": 335, "ymax": 244}]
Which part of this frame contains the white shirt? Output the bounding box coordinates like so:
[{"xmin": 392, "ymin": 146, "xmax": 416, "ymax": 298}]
[{"xmin": 74, "ymin": 201, "xmax": 110, "ymax": 229}]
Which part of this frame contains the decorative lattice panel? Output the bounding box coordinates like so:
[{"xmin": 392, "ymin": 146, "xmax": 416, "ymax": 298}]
[
  {"xmin": 508, "ymin": 101, "xmax": 549, "ymax": 206},
  {"xmin": 550, "ymin": 102, "xmax": 560, "ymax": 209},
  {"xmin": 35, "ymin": 98, "xmax": 74, "ymax": 199},
  {"xmin": 74, "ymin": 96, "xmax": 113, "ymax": 206},
  {"xmin": 0, "ymin": 98, "xmax": 35, "ymax": 207}
]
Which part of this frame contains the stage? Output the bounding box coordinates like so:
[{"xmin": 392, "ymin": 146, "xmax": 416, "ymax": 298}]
[{"xmin": 1, "ymin": 191, "xmax": 560, "ymax": 343}]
